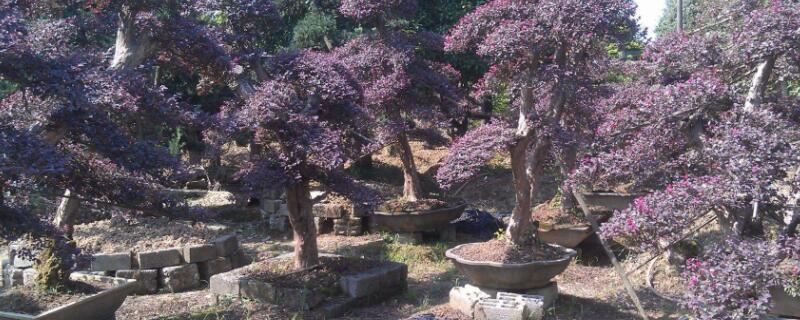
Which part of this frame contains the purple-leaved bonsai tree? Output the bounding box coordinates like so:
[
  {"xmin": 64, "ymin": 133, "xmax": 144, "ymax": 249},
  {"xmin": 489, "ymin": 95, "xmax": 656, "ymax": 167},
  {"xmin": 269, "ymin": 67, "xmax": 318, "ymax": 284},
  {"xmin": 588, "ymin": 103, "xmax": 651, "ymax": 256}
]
[
  {"xmin": 571, "ymin": 0, "xmax": 800, "ymax": 318},
  {"xmin": 335, "ymin": 0, "xmax": 465, "ymax": 204},
  {"xmin": 437, "ymin": 0, "xmax": 638, "ymax": 245},
  {"xmin": 213, "ymin": 50, "xmax": 379, "ymax": 269},
  {"xmin": 0, "ymin": 1, "xmax": 203, "ymax": 288}
]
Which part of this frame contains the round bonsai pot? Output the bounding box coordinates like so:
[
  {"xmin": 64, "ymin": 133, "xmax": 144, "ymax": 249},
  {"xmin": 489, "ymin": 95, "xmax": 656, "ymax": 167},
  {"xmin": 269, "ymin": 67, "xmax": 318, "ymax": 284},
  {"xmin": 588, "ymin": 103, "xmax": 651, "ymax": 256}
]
[
  {"xmin": 445, "ymin": 242, "xmax": 577, "ymax": 290},
  {"xmin": 538, "ymin": 225, "xmax": 594, "ymax": 248},
  {"xmin": 581, "ymin": 192, "xmax": 641, "ymax": 212},
  {"xmin": 770, "ymin": 286, "xmax": 800, "ymax": 317},
  {"xmin": 370, "ymin": 204, "xmax": 467, "ymax": 233}
]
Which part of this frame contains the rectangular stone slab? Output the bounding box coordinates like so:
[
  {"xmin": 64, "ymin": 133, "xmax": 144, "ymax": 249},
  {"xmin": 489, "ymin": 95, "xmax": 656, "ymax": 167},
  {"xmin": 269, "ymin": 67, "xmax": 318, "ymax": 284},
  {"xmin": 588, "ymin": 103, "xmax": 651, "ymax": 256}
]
[
  {"xmin": 210, "ymin": 271, "xmax": 242, "ymax": 296},
  {"xmin": 91, "ymin": 252, "xmax": 132, "ymax": 271},
  {"xmin": 198, "ymin": 257, "xmax": 232, "ymax": 281},
  {"xmin": 211, "ymin": 235, "xmax": 239, "ymax": 257},
  {"xmin": 137, "ymin": 248, "xmax": 183, "ymax": 269},
  {"xmin": 339, "ymin": 262, "xmax": 407, "ymax": 299},
  {"xmin": 182, "ymin": 244, "xmax": 218, "ymax": 263},
  {"xmin": 450, "ymin": 285, "xmax": 490, "ymax": 317},
  {"xmin": 116, "ymin": 269, "xmax": 158, "ymax": 294},
  {"xmin": 160, "ymin": 263, "xmax": 200, "ymax": 292},
  {"xmin": 313, "ymin": 204, "xmax": 345, "ymax": 218}
]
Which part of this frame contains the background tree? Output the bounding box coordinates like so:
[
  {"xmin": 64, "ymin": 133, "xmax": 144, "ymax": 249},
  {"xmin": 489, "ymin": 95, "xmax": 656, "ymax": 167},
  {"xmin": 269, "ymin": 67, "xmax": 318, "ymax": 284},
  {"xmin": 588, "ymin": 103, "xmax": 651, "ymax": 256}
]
[
  {"xmin": 437, "ymin": 0, "xmax": 638, "ymax": 244},
  {"xmin": 0, "ymin": 1, "xmax": 200, "ymax": 288}
]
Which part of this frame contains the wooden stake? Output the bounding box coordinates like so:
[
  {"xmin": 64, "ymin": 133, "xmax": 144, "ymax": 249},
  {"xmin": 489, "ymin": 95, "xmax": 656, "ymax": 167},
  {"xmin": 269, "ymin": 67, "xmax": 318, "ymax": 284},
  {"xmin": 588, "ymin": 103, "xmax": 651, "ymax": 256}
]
[{"xmin": 573, "ymin": 189, "xmax": 650, "ymax": 320}]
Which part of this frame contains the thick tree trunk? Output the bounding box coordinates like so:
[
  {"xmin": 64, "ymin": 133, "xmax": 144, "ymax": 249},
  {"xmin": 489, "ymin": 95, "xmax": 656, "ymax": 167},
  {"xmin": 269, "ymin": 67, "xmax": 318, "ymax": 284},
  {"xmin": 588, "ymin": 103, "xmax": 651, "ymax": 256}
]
[
  {"xmin": 558, "ymin": 144, "xmax": 578, "ymax": 213},
  {"xmin": 506, "ymin": 84, "xmax": 537, "ymax": 245},
  {"xmin": 744, "ymin": 56, "xmax": 776, "ymax": 113},
  {"xmin": 527, "ymin": 138, "xmax": 552, "ymax": 215},
  {"xmin": 507, "ymin": 137, "xmax": 535, "ymax": 245},
  {"xmin": 397, "ymin": 132, "xmax": 424, "ymax": 202},
  {"xmin": 285, "ymin": 181, "xmax": 319, "ymax": 269},
  {"xmin": 110, "ymin": 8, "xmax": 153, "ymax": 71},
  {"xmin": 53, "ymin": 189, "xmax": 80, "ymax": 238}
]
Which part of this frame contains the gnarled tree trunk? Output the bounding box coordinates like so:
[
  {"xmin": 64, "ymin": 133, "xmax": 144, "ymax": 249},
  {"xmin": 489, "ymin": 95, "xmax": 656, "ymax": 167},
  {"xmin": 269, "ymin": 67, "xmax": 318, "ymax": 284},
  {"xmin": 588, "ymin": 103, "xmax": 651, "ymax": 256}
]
[
  {"xmin": 507, "ymin": 137, "xmax": 534, "ymax": 244},
  {"xmin": 558, "ymin": 144, "xmax": 578, "ymax": 213},
  {"xmin": 285, "ymin": 181, "xmax": 319, "ymax": 269},
  {"xmin": 506, "ymin": 85, "xmax": 537, "ymax": 245},
  {"xmin": 53, "ymin": 189, "xmax": 80, "ymax": 238},
  {"xmin": 397, "ymin": 132, "xmax": 424, "ymax": 202},
  {"xmin": 743, "ymin": 56, "xmax": 776, "ymax": 113}
]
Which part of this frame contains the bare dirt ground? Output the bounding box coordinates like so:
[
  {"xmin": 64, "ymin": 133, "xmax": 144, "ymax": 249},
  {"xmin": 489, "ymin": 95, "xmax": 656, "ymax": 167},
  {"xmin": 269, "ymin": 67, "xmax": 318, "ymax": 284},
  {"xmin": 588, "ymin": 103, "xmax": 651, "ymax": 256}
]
[{"xmin": 107, "ymin": 137, "xmax": 687, "ymax": 319}]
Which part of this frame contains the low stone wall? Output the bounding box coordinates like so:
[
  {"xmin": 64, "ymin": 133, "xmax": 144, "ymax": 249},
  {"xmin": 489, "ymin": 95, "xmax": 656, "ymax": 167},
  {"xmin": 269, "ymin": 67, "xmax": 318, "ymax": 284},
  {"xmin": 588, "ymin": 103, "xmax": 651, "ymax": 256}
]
[
  {"xmin": 210, "ymin": 255, "xmax": 407, "ymax": 318},
  {"xmin": 2, "ymin": 234, "xmax": 251, "ymax": 294}
]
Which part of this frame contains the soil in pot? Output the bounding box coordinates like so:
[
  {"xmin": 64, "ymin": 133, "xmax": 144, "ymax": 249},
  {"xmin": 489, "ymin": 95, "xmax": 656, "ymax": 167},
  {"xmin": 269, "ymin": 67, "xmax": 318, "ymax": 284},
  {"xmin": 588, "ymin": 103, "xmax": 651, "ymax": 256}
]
[
  {"xmin": 0, "ymin": 279, "xmax": 113, "ymax": 314},
  {"xmin": 450, "ymin": 239, "xmax": 567, "ymax": 264},
  {"xmin": 378, "ymin": 198, "xmax": 452, "ymax": 214},
  {"xmin": 533, "ymin": 203, "xmax": 585, "ymax": 229}
]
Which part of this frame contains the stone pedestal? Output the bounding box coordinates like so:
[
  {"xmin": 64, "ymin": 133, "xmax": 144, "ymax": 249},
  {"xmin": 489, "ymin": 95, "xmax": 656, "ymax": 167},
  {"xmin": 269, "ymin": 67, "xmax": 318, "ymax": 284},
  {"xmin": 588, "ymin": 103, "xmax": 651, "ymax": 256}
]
[{"xmin": 449, "ymin": 283, "xmax": 556, "ymax": 320}]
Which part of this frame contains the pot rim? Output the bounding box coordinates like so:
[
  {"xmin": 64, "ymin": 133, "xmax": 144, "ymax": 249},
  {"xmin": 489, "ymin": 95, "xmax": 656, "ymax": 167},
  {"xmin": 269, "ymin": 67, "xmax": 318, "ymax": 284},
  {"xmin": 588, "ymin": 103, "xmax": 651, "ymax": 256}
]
[
  {"xmin": 373, "ymin": 203, "xmax": 468, "ymax": 217},
  {"xmin": 445, "ymin": 242, "xmax": 577, "ymax": 268}
]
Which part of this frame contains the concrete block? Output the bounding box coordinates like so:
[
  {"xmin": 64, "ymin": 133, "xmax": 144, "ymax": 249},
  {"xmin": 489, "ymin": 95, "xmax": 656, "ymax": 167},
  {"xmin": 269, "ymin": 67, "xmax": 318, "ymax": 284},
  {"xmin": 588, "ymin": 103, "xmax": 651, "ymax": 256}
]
[
  {"xmin": 449, "ymin": 285, "xmax": 490, "ymax": 317},
  {"xmin": 469, "ymin": 282, "xmax": 558, "ymax": 309},
  {"xmin": 211, "ymin": 234, "xmax": 239, "ymax": 257},
  {"xmin": 137, "ymin": 248, "xmax": 183, "ymax": 269},
  {"xmin": 339, "ymin": 262, "xmax": 407, "ymax": 299},
  {"xmin": 159, "ymin": 263, "xmax": 200, "ymax": 292},
  {"xmin": 116, "ymin": 269, "xmax": 158, "ymax": 294},
  {"xmin": 523, "ymin": 282, "xmax": 558, "ymax": 308},
  {"xmin": 22, "ymin": 268, "xmax": 38, "ymax": 287},
  {"xmin": 346, "ymin": 204, "xmax": 371, "ymax": 217},
  {"xmin": 228, "ymin": 249, "xmax": 251, "ymax": 268},
  {"xmin": 277, "ymin": 204, "xmax": 290, "ymax": 216},
  {"xmin": 498, "ymin": 292, "xmax": 544, "ymax": 320},
  {"xmin": 262, "ymin": 200, "xmax": 282, "ymax": 214},
  {"xmin": 313, "ymin": 203, "xmax": 345, "ymax": 218},
  {"xmin": 91, "ymin": 252, "xmax": 132, "ymax": 271},
  {"xmin": 3, "ymin": 267, "xmax": 23, "ymax": 287},
  {"xmin": 182, "ymin": 244, "xmax": 218, "ymax": 263},
  {"xmin": 269, "ymin": 215, "xmax": 288, "ymax": 231},
  {"xmin": 210, "ymin": 271, "xmax": 241, "ymax": 296},
  {"xmin": 198, "ymin": 257, "xmax": 232, "ymax": 280},
  {"xmin": 475, "ymin": 298, "xmax": 525, "ymax": 320},
  {"xmin": 240, "ymin": 279, "xmax": 275, "ymax": 303},
  {"xmin": 10, "ymin": 246, "xmax": 35, "ymax": 269}
]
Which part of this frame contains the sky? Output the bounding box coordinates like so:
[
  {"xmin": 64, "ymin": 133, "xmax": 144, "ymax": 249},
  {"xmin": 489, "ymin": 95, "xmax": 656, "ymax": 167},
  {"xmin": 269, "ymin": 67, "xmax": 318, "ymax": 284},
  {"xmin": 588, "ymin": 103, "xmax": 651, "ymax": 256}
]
[{"xmin": 635, "ymin": 0, "xmax": 667, "ymax": 38}]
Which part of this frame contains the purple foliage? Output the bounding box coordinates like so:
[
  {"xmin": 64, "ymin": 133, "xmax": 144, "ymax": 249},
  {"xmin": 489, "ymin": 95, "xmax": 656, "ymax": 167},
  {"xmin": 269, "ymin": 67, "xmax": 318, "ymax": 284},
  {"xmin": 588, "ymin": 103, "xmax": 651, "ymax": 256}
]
[{"xmin": 436, "ymin": 122, "xmax": 513, "ymax": 190}]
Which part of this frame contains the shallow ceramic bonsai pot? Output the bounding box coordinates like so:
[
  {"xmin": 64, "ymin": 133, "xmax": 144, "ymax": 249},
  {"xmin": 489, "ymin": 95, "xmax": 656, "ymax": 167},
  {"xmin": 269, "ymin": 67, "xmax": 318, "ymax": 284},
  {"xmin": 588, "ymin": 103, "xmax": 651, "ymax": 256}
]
[
  {"xmin": 538, "ymin": 225, "xmax": 594, "ymax": 248},
  {"xmin": 445, "ymin": 242, "xmax": 577, "ymax": 290},
  {"xmin": 370, "ymin": 204, "xmax": 467, "ymax": 233},
  {"xmin": 770, "ymin": 286, "xmax": 800, "ymax": 317},
  {"xmin": 0, "ymin": 273, "xmax": 137, "ymax": 320},
  {"xmin": 580, "ymin": 192, "xmax": 641, "ymax": 212}
]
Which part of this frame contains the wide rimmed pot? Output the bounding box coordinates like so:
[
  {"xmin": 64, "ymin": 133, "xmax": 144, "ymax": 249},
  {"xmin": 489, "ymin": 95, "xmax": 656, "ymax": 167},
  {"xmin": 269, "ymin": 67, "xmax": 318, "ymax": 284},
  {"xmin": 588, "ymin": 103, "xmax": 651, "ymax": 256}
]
[
  {"xmin": 370, "ymin": 204, "xmax": 467, "ymax": 233},
  {"xmin": 445, "ymin": 242, "xmax": 577, "ymax": 290},
  {"xmin": 538, "ymin": 225, "xmax": 594, "ymax": 248},
  {"xmin": 770, "ymin": 286, "xmax": 800, "ymax": 317},
  {"xmin": 0, "ymin": 273, "xmax": 137, "ymax": 320},
  {"xmin": 581, "ymin": 192, "xmax": 641, "ymax": 212}
]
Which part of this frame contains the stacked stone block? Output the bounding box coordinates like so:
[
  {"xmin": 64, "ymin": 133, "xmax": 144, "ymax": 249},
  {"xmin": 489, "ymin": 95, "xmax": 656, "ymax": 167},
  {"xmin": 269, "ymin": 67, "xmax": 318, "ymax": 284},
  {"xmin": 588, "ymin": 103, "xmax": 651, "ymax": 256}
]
[
  {"xmin": 313, "ymin": 202, "xmax": 372, "ymax": 237},
  {"xmin": 1, "ymin": 234, "xmax": 250, "ymax": 295}
]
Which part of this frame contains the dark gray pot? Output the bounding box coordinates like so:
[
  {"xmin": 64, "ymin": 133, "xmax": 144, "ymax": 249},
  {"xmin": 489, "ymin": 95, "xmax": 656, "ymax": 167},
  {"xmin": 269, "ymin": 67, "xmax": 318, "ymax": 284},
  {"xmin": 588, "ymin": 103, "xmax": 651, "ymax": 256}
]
[
  {"xmin": 538, "ymin": 225, "xmax": 593, "ymax": 248},
  {"xmin": 445, "ymin": 242, "xmax": 576, "ymax": 290},
  {"xmin": 581, "ymin": 192, "xmax": 641, "ymax": 211},
  {"xmin": 370, "ymin": 204, "xmax": 467, "ymax": 233},
  {"xmin": 0, "ymin": 274, "xmax": 136, "ymax": 320},
  {"xmin": 770, "ymin": 286, "xmax": 800, "ymax": 317}
]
